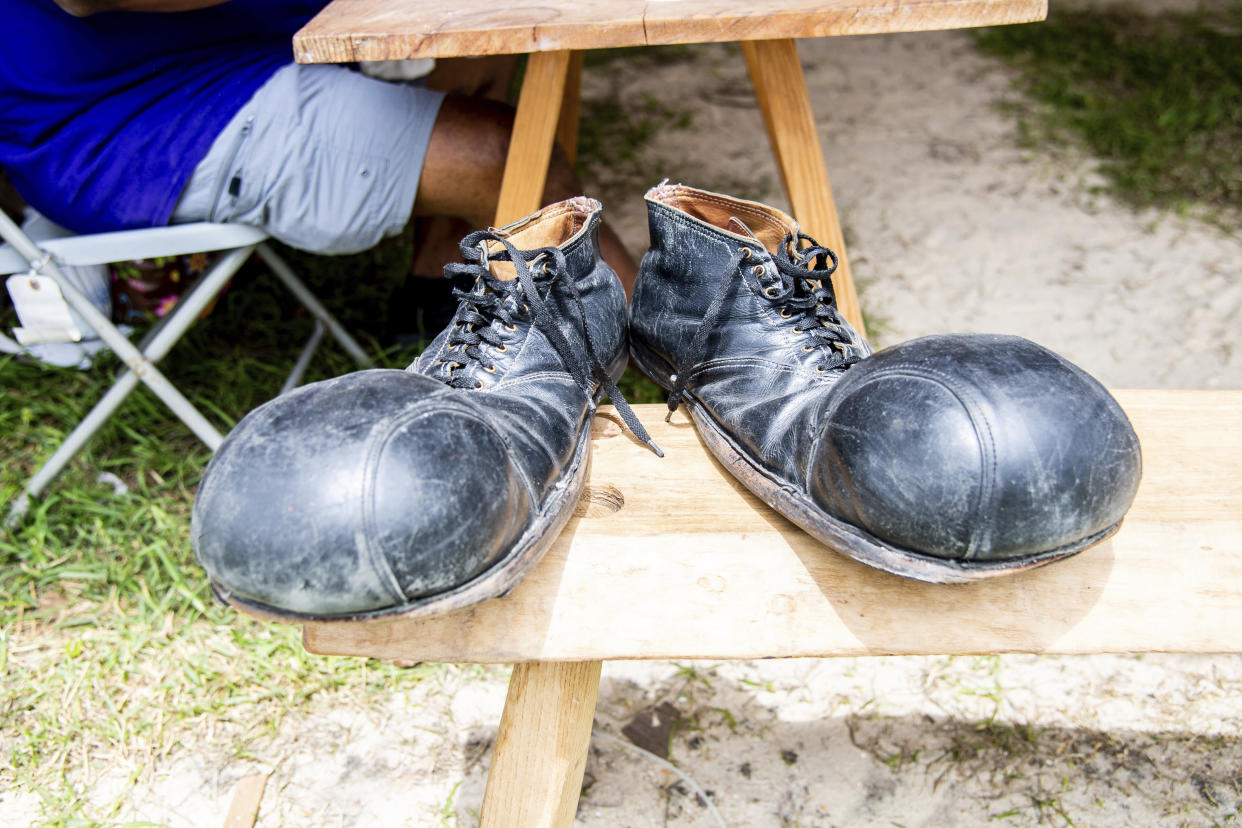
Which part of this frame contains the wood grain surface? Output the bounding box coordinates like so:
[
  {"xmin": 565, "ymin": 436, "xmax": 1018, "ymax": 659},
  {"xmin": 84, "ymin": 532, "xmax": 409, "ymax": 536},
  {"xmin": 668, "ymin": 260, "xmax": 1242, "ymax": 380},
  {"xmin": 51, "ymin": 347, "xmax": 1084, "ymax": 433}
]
[
  {"xmin": 493, "ymin": 50, "xmax": 572, "ymax": 226},
  {"xmin": 304, "ymin": 390, "xmax": 1242, "ymax": 663},
  {"xmin": 294, "ymin": 0, "xmax": 1047, "ymax": 62},
  {"xmin": 478, "ymin": 661, "xmax": 602, "ymax": 827}
]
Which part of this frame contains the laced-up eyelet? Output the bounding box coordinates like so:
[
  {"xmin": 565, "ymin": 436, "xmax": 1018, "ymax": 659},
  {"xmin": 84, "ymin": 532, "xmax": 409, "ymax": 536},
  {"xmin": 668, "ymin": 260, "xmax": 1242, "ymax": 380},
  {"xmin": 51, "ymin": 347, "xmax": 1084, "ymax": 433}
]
[
  {"xmin": 521, "ymin": 303, "xmax": 530, "ymax": 313},
  {"xmin": 816, "ymin": 365, "xmax": 826, "ymax": 373},
  {"xmin": 779, "ymin": 308, "xmax": 792, "ymax": 318},
  {"xmin": 739, "ymin": 247, "xmax": 752, "ymax": 260},
  {"xmin": 474, "ymin": 381, "xmax": 484, "ymax": 390},
  {"xmin": 496, "ymin": 344, "xmax": 508, "ymax": 353},
  {"xmin": 801, "ymin": 345, "xmax": 814, "ymax": 352},
  {"xmin": 504, "ymin": 323, "xmax": 517, "ymax": 332},
  {"xmin": 752, "ymin": 265, "xmax": 765, "ymax": 276},
  {"xmin": 484, "ymin": 364, "xmax": 497, "ymax": 373},
  {"xmin": 764, "ymin": 287, "xmax": 779, "ymax": 297},
  {"xmin": 541, "ymin": 262, "xmax": 552, "ymax": 275},
  {"xmin": 792, "ymin": 327, "xmax": 803, "ymax": 334}
]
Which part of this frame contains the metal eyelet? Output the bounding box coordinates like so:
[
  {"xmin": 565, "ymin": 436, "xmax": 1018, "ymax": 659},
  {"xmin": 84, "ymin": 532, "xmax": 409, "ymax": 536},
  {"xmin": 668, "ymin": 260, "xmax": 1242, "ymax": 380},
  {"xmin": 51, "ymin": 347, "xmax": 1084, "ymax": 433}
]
[
  {"xmin": 542, "ymin": 262, "xmax": 552, "ymax": 275},
  {"xmin": 779, "ymin": 309, "xmax": 792, "ymax": 318},
  {"xmin": 475, "ymin": 381, "xmax": 484, "ymax": 389},
  {"xmin": 764, "ymin": 287, "xmax": 779, "ymax": 297},
  {"xmin": 521, "ymin": 303, "xmax": 530, "ymax": 313},
  {"xmin": 801, "ymin": 345, "xmax": 814, "ymax": 352},
  {"xmin": 752, "ymin": 265, "xmax": 765, "ymax": 276},
  {"xmin": 792, "ymin": 327, "xmax": 803, "ymax": 334},
  {"xmin": 816, "ymin": 365, "xmax": 826, "ymax": 373},
  {"xmin": 496, "ymin": 344, "xmax": 508, "ymax": 353},
  {"xmin": 504, "ymin": 323, "xmax": 517, "ymax": 331},
  {"xmin": 485, "ymin": 364, "xmax": 497, "ymax": 373},
  {"xmin": 739, "ymin": 247, "xmax": 752, "ymax": 259}
]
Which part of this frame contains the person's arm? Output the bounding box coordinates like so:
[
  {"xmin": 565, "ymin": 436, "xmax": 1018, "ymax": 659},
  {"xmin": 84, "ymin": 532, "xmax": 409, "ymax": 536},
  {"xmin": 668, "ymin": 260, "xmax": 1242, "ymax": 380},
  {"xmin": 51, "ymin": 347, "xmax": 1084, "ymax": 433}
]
[{"xmin": 51, "ymin": 0, "xmax": 230, "ymax": 16}]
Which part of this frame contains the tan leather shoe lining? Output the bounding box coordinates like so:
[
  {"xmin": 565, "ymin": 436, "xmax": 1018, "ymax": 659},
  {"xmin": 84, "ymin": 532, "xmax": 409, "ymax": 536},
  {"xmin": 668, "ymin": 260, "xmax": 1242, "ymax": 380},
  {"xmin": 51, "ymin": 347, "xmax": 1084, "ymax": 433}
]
[
  {"xmin": 648, "ymin": 184, "xmax": 796, "ymax": 255},
  {"xmin": 486, "ymin": 197, "xmax": 597, "ymax": 280}
]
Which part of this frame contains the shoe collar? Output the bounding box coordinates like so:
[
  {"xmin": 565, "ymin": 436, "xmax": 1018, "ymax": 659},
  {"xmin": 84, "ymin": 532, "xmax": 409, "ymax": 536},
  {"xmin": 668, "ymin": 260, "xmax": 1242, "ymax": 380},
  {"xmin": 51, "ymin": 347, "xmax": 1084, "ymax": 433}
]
[{"xmin": 645, "ymin": 182, "xmax": 797, "ymax": 257}]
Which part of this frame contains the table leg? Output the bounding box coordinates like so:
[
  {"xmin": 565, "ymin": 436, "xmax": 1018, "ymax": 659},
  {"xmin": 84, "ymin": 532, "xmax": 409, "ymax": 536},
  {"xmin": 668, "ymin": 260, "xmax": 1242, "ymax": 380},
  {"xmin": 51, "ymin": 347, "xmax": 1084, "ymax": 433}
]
[
  {"xmin": 479, "ymin": 660, "xmax": 603, "ymax": 828},
  {"xmin": 741, "ymin": 39, "xmax": 867, "ymax": 338},
  {"xmin": 557, "ymin": 51, "xmax": 585, "ymax": 168},
  {"xmin": 495, "ymin": 50, "xmax": 573, "ymax": 226}
]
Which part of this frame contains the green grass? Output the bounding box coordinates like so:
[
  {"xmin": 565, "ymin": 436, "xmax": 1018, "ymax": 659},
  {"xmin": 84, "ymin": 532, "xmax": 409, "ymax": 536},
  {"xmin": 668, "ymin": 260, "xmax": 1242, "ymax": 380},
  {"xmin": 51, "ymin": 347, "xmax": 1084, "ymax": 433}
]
[
  {"xmin": 575, "ymin": 93, "xmax": 695, "ymax": 183},
  {"xmin": 0, "ymin": 246, "xmax": 435, "ymax": 825},
  {"xmin": 976, "ymin": 2, "xmax": 1242, "ymax": 216}
]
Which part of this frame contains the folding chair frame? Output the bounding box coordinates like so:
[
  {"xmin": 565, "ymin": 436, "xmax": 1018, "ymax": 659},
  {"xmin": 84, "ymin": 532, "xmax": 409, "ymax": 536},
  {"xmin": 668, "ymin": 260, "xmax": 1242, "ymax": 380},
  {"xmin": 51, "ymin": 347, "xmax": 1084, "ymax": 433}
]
[{"xmin": 0, "ymin": 210, "xmax": 371, "ymax": 527}]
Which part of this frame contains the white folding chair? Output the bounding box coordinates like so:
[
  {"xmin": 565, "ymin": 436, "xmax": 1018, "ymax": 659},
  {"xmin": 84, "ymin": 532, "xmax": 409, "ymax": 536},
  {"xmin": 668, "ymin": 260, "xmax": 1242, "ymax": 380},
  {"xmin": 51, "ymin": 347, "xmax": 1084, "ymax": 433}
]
[{"xmin": 0, "ymin": 209, "xmax": 371, "ymax": 526}]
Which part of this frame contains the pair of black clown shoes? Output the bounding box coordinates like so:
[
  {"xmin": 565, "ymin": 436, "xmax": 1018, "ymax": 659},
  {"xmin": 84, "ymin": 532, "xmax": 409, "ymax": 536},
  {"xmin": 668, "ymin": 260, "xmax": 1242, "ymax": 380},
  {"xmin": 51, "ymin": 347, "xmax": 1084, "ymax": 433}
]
[{"xmin": 192, "ymin": 185, "xmax": 1142, "ymax": 622}]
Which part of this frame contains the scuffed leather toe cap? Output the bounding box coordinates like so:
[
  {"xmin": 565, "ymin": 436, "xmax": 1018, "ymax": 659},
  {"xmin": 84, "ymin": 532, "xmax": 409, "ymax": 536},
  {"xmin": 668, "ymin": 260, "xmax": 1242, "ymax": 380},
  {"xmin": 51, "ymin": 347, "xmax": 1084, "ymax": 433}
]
[
  {"xmin": 810, "ymin": 334, "xmax": 1142, "ymax": 563},
  {"xmin": 191, "ymin": 369, "xmax": 531, "ymax": 618}
]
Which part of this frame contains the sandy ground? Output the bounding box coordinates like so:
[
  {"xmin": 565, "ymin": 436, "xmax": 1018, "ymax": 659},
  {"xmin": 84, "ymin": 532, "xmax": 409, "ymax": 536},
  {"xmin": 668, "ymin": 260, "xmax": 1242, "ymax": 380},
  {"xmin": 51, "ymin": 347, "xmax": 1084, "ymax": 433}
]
[{"xmin": 9, "ymin": 15, "xmax": 1242, "ymax": 828}]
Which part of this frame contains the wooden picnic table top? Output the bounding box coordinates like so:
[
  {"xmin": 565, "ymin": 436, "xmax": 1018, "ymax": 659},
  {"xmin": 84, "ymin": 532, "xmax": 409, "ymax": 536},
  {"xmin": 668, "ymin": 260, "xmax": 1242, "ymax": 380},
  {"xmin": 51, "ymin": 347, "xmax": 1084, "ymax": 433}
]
[{"xmin": 294, "ymin": 0, "xmax": 1047, "ymax": 63}]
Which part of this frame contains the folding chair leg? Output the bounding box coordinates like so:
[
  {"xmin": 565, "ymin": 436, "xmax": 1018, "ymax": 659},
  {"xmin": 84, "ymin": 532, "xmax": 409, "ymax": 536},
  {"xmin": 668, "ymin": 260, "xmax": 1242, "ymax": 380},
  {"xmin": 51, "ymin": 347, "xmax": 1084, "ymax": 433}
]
[
  {"xmin": 4, "ymin": 362, "xmax": 225, "ymax": 527},
  {"xmin": 255, "ymin": 244, "xmax": 370, "ymax": 367},
  {"xmin": 47, "ymin": 266, "xmax": 228, "ymax": 450},
  {"xmin": 280, "ymin": 320, "xmax": 326, "ymax": 395},
  {"xmin": 1, "ymin": 234, "xmax": 249, "ymax": 526}
]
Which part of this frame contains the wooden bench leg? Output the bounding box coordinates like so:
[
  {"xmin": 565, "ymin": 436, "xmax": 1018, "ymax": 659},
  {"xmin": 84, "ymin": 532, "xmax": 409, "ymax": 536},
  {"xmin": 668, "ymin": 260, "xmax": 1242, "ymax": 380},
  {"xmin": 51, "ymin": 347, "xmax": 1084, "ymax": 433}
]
[
  {"xmin": 479, "ymin": 660, "xmax": 603, "ymax": 828},
  {"xmin": 741, "ymin": 39, "xmax": 867, "ymax": 338},
  {"xmin": 557, "ymin": 51, "xmax": 585, "ymax": 168},
  {"xmin": 495, "ymin": 50, "xmax": 574, "ymax": 225}
]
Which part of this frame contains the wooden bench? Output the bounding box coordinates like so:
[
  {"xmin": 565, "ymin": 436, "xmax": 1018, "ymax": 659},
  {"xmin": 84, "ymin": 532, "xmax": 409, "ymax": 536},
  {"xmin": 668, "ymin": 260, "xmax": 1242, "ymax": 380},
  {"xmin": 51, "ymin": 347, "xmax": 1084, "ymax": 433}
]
[
  {"xmin": 280, "ymin": 4, "xmax": 1242, "ymax": 825},
  {"xmin": 300, "ymin": 394, "xmax": 1242, "ymax": 826}
]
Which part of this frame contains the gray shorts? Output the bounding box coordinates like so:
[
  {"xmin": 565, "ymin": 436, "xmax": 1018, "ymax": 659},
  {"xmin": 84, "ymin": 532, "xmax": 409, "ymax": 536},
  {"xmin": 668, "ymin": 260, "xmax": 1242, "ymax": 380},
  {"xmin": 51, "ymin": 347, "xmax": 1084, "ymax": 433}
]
[{"xmin": 172, "ymin": 63, "xmax": 445, "ymax": 255}]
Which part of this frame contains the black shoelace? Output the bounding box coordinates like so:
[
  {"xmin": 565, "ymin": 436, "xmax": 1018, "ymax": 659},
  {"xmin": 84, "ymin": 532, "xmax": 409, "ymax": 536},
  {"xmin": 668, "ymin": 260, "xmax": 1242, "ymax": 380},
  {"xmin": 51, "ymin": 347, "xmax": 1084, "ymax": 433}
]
[
  {"xmin": 666, "ymin": 232, "xmax": 863, "ymax": 420},
  {"xmin": 438, "ymin": 230, "xmax": 663, "ymax": 457}
]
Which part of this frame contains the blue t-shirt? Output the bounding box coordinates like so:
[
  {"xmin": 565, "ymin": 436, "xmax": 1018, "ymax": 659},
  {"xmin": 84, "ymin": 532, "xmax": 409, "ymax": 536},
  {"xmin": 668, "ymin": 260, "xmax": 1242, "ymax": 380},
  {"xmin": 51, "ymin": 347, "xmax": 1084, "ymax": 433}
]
[{"xmin": 0, "ymin": 0, "xmax": 325, "ymax": 232}]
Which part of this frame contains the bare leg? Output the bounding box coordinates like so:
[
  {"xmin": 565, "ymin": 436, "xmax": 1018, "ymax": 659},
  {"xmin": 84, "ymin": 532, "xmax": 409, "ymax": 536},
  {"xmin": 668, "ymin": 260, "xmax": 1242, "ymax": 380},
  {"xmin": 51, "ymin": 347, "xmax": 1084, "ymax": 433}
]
[{"xmin": 413, "ymin": 95, "xmax": 638, "ymax": 294}]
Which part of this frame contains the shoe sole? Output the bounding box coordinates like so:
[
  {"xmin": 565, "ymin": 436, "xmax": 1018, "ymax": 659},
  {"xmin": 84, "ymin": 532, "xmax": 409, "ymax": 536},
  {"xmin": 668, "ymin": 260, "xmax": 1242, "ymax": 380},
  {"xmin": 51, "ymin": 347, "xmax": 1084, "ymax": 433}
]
[
  {"xmin": 209, "ymin": 413, "xmax": 594, "ymax": 623},
  {"xmin": 630, "ymin": 342, "xmax": 1121, "ymax": 584}
]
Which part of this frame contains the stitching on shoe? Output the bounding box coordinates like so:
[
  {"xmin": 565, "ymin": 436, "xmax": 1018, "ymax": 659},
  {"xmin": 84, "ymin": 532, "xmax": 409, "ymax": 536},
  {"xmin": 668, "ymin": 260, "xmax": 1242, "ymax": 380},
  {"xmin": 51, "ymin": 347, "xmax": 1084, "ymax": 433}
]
[
  {"xmin": 678, "ymin": 355, "xmax": 803, "ymax": 387},
  {"xmin": 359, "ymin": 401, "xmax": 509, "ymax": 601},
  {"xmin": 811, "ymin": 367, "xmax": 999, "ymax": 560},
  {"xmin": 490, "ymin": 370, "xmax": 581, "ymax": 390}
]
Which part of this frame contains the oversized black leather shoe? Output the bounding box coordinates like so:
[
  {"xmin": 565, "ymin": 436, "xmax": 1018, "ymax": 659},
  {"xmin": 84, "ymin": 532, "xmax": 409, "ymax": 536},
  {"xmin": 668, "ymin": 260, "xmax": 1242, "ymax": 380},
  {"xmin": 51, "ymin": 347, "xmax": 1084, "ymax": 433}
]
[
  {"xmin": 629, "ymin": 183, "xmax": 1142, "ymax": 582},
  {"xmin": 192, "ymin": 198, "xmax": 659, "ymax": 620}
]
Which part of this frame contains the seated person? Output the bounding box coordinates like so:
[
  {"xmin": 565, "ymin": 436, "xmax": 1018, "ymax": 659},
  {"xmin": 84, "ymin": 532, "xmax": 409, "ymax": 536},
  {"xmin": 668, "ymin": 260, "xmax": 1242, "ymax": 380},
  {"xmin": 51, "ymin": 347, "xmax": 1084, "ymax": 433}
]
[{"xmin": 0, "ymin": 0, "xmax": 636, "ymax": 304}]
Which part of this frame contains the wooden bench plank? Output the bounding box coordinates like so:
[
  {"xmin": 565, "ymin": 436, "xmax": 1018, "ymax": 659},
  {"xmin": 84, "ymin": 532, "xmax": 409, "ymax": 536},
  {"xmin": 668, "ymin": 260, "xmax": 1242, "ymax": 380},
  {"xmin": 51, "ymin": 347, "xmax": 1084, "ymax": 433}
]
[
  {"xmin": 293, "ymin": 0, "xmax": 1047, "ymax": 63},
  {"xmin": 304, "ymin": 391, "xmax": 1242, "ymax": 663}
]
